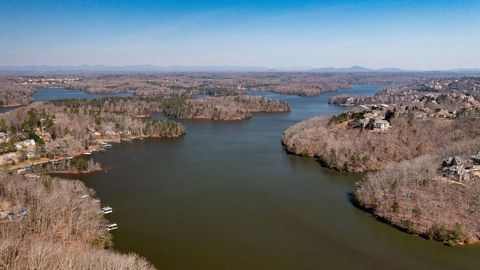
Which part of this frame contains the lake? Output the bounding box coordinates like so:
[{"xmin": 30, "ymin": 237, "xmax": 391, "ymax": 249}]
[
  {"xmin": 1, "ymin": 88, "xmax": 134, "ymax": 113},
  {"xmin": 32, "ymin": 87, "xmax": 133, "ymax": 101},
  {"xmin": 63, "ymin": 85, "xmax": 480, "ymax": 270}
]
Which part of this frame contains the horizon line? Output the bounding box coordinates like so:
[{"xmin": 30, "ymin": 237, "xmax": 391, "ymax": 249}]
[{"xmin": 1, "ymin": 64, "xmax": 480, "ymax": 73}]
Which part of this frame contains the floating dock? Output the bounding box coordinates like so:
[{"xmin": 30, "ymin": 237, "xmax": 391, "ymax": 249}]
[
  {"xmin": 102, "ymin": 206, "xmax": 113, "ymax": 214},
  {"xmin": 106, "ymin": 223, "xmax": 118, "ymax": 231}
]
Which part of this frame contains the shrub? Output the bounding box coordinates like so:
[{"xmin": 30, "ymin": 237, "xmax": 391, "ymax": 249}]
[
  {"xmin": 0, "ymin": 142, "xmax": 16, "ymax": 154},
  {"xmin": 403, "ymin": 220, "xmax": 416, "ymax": 234},
  {"xmin": 392, "ymin": 201, "xmax": 400, "ymax": 213},
  {"xmin": 426, "ymin": 224, "xmax": 465, "ymax": 245},
  {"xmin": 71, "ymin": 157, "xmax": 88, "ymax": 171}
]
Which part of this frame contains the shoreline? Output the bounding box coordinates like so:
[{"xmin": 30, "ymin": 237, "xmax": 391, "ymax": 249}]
[
  {"xmin": 46, "ymin": 168, "xmax": 103, "ymax": 175},
  {"xmin": 0, "ymin": 104, "xmax": 24, "ymax": 108},
  {"xmin": 352, "ymin": 198, "xmax": 480, "ymax": 247},
  {"xmin": 1, "ymin": 133, "xmax": 186, "ymax": 174}
]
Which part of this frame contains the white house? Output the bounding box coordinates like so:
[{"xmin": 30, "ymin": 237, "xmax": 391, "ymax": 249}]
[
  {"xmin": 15, "ymin": 139, "xmax": 36, "ymax": 150},
  {"xmin": 373, "ymin": 119, "xmax": 390, "ymax": 131}
]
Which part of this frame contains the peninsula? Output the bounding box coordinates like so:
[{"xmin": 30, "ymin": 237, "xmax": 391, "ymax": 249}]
[
  {"xmin": 282, "ymin": 77, "xmax": 480, "ymax": 245},
  {"xmin": 0, "ymin": 95, "xmax": 289, "ymax": 174}
]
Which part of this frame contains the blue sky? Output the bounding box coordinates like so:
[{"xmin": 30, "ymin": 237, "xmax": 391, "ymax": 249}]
[{"xmin": 0, "ymin": 0, "xmax": 479, "ymax": 69}]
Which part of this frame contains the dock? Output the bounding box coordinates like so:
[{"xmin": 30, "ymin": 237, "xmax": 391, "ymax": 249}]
[
  {"xmin": 102, "ymin": 206, "xmax": 113, "ymax": 214},
  {"xmin": 106, "ymin": 223, "xmax": 118, "ymax": 231}
]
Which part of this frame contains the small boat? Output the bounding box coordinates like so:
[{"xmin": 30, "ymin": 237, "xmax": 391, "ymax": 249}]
[
  {"xmin": 84, "ymin": 151, "xmax": 92, "ymax": 155},
  {"xmin": 102, "ymin": 206, "xmax": 113, "ymax": 214},
  {"xmin": 103, "ymin": 144, "xmax": 112, "ymax": 148},
  {"xmin": 106, "ymin": 223, "xmax": 118, "ymax": 231},
  {"xmin": 99, "ymin": 142, "xmax": 113, "ymax": 149}
]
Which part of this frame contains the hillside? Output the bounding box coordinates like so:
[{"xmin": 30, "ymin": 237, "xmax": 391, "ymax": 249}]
[
  {"xmin": 283, "ymin": 78, "xmax": 480, "ymax": 172},
  {"xmin": 355, "ymin": 144, "xmax": 480, "ymax": 246},
  {"xmin": 282, "ymin": 78, "xmax": 480, "ymax": 245},
  {"xmin": 0, "ymin": 173, "xmax": 155, "ymax": 269}
]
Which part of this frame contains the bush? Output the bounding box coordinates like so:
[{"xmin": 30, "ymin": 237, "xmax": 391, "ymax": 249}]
[
  {"xmin": 403, "ymin": 220, "xmax": 416, "ymax": 234},
  {"xmin": 385, "ymin": 110, "xmax": 395, "ymax": 123},
  {"xmin": 329, "ymin": 112, "xmax": 349, "ymax": 124},
  {"xmin": 71, "ymin": 157, "xmax": 88, "ymax": 171},
  {"xmin": 426, "ymin": 224, "xmax": 465, "ymax": 245},
  {"xmin": 0, "ymin": 142, "xmax": 16, "ymax": 154},
  {"xmin": 392, "ymin": 201, "xmax": 400, "ymax": 213}
]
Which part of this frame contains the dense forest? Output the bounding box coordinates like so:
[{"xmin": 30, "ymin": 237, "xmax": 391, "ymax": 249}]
[
  {"xmin": 0, "ymin": 173, "xmax": 155, "ymax": 269},
  {"xmin": 52, "ymin": 95, "xmax": 290, "ymax": 120},
  {"xmin": 0, "ymin": 72, "xmax": 472, "ymax": 107}
]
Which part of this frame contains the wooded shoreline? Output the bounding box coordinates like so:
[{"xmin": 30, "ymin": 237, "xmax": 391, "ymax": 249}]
[{"xmin": 282, "ymin": 77, "xmax": 480, "ymax": 246}]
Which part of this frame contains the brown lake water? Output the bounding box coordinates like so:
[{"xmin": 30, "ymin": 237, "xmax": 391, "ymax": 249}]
[{"xmin": 65, "ymin": 85, "xmax": 480, "ymax": 270}]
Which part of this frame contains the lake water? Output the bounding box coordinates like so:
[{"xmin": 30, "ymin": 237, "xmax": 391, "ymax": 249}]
[
  {"xmin": 63, "ymin": 85, "xmax": 480, "ymax": 270},
  {"xmin": 0, "ymin": 88, "xmax": 134, "ymax": 114},
  {"xmin": 32, "ymin": 87, "xmax": 133, "ymax": 101},
  {"xmin": 0, "ymin": 107, "xmax": 20, "ymax": 113}
]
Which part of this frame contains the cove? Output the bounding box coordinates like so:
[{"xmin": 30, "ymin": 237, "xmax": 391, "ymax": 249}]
[{"xmin": 62, "ymin": 85, "xmax": 480, "ymax": 270}]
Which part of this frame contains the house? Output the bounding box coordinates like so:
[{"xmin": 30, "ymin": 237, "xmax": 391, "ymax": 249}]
[
  {"xmin": 105, "ymin": 130, "xmax": 116, "ymax": 136},
  {"xmin": 441, "ymin": 156, "xmax": 468, "ymax": 182},
  {"xmin": 443, "ymin": 156, "xmax": 464, "ymax": 167},
  {"xmin": 372, "ymin": 119, "xmax": 390, "ymax": 131},
  {"xmin": 15, "ymin": 139, "xmax": 36, "ymax": 151}
]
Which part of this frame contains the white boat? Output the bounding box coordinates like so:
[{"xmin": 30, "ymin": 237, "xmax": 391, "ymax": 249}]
[
  {"xmin": 102, "ymin": 206, "xmax": 113, "ymax": 214},
  {"xmin": 106, "ymin": 223, "xmax": 118, "ymax": 231},
  {"xmin": 99, "ymin": 142, "xmax": 112, "ymax": 149},
  {"xmin": 84, "ymin": 151, "xmax": 92, "ymax": 155}
]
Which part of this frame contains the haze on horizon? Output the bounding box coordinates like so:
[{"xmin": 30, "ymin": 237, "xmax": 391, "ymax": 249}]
[{"xmin": 0, "ymin": 0, "xmax": 479, "ymax": 70}]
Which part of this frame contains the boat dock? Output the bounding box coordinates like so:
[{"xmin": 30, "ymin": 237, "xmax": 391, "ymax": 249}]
[
  {"xmin": 102, "ymin": 206, "xmax": 113, "ymax": 214},
  {"xmin": 106, "ymin": 223, "xmax": 118, "ymax": 231}
]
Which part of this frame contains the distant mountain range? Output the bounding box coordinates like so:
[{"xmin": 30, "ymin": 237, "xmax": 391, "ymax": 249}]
[{"xmin": 0, "ymin": 65, "xmax": 479, "ymax": 74}]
